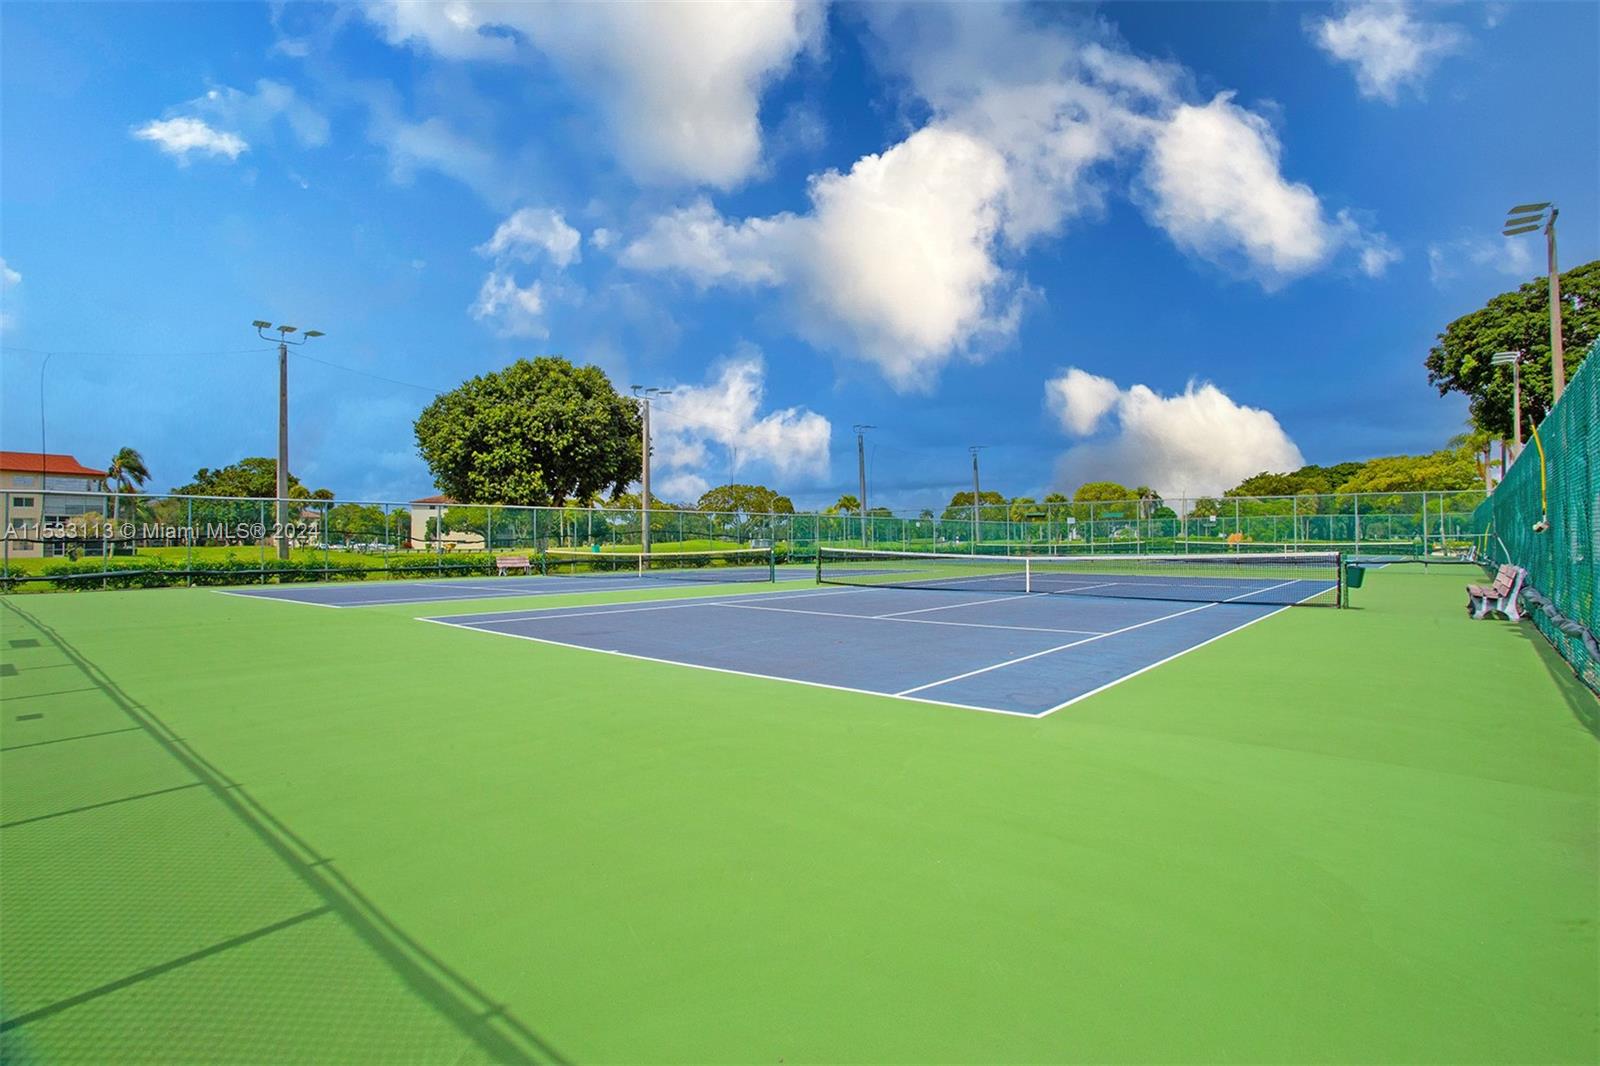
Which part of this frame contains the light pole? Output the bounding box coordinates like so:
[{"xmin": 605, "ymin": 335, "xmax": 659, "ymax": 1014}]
[
  {"xmin": 631, "ymin": 385, "xmax": 672, "ymax": 556},
  {"xmin": 1491, "ymin": 351, "xmax": 1523, "ymax": 472},
  {"xmin": 1501, "ymin": 202, "xmax": 1565, "ymax": 400},
  {"xmin": 853, "ymin": 424, "xmax": 875, "ymax": 545},
  {"xmin": 969, "ymin": 445, "xmax": 985, "ymax": 551},
  {"xmin": 252, "ymin": 321, "xmax": 325, "ymax": 559}
]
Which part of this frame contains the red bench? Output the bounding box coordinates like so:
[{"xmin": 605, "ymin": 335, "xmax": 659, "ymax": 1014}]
[{"xmin": 1467, "ymin": 564, "xmax": 1525, "ymax": 621}]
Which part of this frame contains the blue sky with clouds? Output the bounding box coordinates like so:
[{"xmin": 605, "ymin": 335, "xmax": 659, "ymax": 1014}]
[{"xmin": 2, "ymin": 1, "xmax": 1595, "ymax": 510}]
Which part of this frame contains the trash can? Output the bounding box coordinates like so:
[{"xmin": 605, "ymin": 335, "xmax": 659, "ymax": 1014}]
[{"xmin": 1345, "ymin": 564, "xmax": 1365, "ymax": 589}]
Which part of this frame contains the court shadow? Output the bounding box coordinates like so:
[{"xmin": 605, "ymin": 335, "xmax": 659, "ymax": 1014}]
[
  {"xmin": 1512, "ymin": 620, "xmax": 1600, "ymax": 739},
  {"xmin": 0, "ymin": 600, "xmax": 568, "ymax": 1064}
]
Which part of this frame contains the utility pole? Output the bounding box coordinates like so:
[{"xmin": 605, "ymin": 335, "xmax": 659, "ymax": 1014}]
[
  {"xmin": 1491, "ymin": 350, "xmax": 1523, "ymax": 459},
  {"xmin": 1502, "ymin": 203, "xmax": 1565, "ymax": 400},
  {"xmin": 853, "ymin": 424, "xmax": 875, "ymax": 545},
  {"xmin": 1547, "ymin": 210, "xmax": 1564, "ymax": 399},
  {"xmin": 632, "ymin": 385, "xmax": 672, "ymax": 556},
  {"xmin": 253, "ymin": 321, "xmax": 325, "ymax": 559},
  {"xmin": 969, "ymin": 445, "xmax": 985, "ymax": 551}
]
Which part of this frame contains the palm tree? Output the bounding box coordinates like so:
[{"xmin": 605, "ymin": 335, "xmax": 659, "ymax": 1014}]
[
  {"xmin": 1133, "ymin": 485, "xmax": 1158, "ymax": 521},
  {"xmin": 104, "ymin": 447, "xmax": 151, "ymax": 535}
]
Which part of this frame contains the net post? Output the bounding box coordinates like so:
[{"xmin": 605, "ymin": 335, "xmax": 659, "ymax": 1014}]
[
  {"xmin": 815, "ymin": 546, "xmax": 823, "ymax": 585},
  {"xmin": 767, "ymin": 546, "xmax": 776, "ymax": 583},
  {"xmin": 1025, "ymin": 557, "xmax": 1032, "ymax": 594},
  {"xmin": 1336, "ymin": 551, "xmax": 1345, "ymax": 608}
]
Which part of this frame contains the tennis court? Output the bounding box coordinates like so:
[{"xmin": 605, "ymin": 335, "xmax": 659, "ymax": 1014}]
[
  {"xmin": 422, "ymin": 588, "xmax": 1295, "ymax": 717},
  {"xmin": 1, "ymin": 559, "xmax": 1595, "ymax": 1063}
]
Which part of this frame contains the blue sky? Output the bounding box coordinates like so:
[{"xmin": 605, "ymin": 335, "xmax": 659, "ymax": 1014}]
[{"xmin": 2, "ymin": 1, "xmax": 1595, "ymax": 510}]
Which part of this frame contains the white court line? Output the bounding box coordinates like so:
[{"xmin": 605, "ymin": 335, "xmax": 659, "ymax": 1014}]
[
  {"xmin": 873, "ymin": 593, "xmax": 1032, "ymax": 618},
  {"xmin": 215, "ymin": 588, "xmax": 346, "ymax": 609},
  {"xmin": 1035, "ymin": 580, "xmax": 1119, "ymax": 596},
  {"xmin": 216, "ymin": 582, "xmax": 656, "ymax": 609},
  {"xmin": 713, "ymin": 600, "xmax": 1104, "ymax": 636},
  {"xmin": 417, "ymin": 585, "xmax": 866, "ymax": 625},
  {"xmin": 220, "ymin": 574, "xmax": 794, "ymax": 609},
  {"xmin": 417, "ymin": 616, "xmax": 1037, "ymax": 719},
  {"xmin": 1035, "ymin": 581, "xmax": 1334, "ymax": 716},
  {"xmin": 894, "ymin": 601, "xmax": 1219, "ymax": 696}
]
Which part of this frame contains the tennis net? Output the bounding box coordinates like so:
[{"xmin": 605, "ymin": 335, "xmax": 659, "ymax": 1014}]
[
  {"xmin": 817, "ymin": 547, "xmax": 1342, "ymax": 606},
  {"xmin": 543, "ymin": 547, "xmax": 775, "ymax": 583}
]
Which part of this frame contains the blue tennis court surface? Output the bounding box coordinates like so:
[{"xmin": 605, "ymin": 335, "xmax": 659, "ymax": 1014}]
[
  {"xmin": 419, "ymin": 584, "xmax": 1303, "ymax": 717},
  {"xmin": 219, "ymin": 565, "xmax": 810, "ymax": 607}
]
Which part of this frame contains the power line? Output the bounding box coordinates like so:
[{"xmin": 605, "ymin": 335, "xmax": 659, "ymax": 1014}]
[
  {"xmin": 1, "ymin": 344, "xmax": 277, "ymax": 358},
  {"xmin": 289, "ymin": 351, "xmax": 448, "ymax": 394}
]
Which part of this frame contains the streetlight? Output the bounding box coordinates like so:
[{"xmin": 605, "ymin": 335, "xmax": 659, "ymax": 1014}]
[
  {"xmin": 1490, "ymin": 351, "xmax": 1523, "ymax": 455},
  {"xmin": 1501, "ymin": 202, "xmax": 1565, "ymax": 400},
  {"xmin": 969, "ymin": 445, "xmax": 985, "ymax": 551},
  {"xmin": 253, "ymin": 321, "xmax": 326, "ymax": 559},
  {"xmin": 853, "ymin": 424, "xmax": 876, "ymax": 545},
  {"xmin": 631, "ymin": 385, "xmax": 672, "ymax": 556}
]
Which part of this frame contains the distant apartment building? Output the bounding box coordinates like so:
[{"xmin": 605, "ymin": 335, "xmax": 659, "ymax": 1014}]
[
  {"xmin": 410, "ymin": 495, "xmax": 485, "ymax": 551},
  {"xmin": 1, "ymin": 451, "xmax": 107, "ymax": 557}
]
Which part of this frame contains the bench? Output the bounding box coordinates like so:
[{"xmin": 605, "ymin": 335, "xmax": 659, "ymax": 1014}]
[
  {"xmin": 1467, "ymin": 564, "xmax": 1525, "ymax": 621},
  {"xmin": 495, "ymin": 555, "xmax": 534, "ymax": 575}
]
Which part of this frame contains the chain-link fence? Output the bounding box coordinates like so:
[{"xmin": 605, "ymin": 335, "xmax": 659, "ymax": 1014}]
[
  {"xmin": 2, "ymin": 486, "xmax": 1487, "ymax": 591},
  {"xmin": 1472, "ymin": 340, "xmax": 1598, "ymax": 696}
]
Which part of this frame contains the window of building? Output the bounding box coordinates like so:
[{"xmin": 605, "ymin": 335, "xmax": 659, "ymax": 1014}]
[
  {"xmin": 10, "ymin": 496, "xmax": 35, "ymax": 509},
  {"xmin": 10, "ymin": 476, "xmax": 37, "ymax": 488}
]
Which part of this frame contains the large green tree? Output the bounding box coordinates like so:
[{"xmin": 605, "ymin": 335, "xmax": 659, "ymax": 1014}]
[
  {"xmin": 1071, "ymin": 481, "xmax": 1134, "ymax": 502},
  {"xmin": 941, "ymin": 490, "xmax": 1006, "ymax": 521},
  {"xmin": 326, "ymin": 503, "xmax": 408, "ymax": 543},
  {"xmin": 171, "ymin": 457, "xmax": 330, "ymax": 498},
  {"xmin": 695, "ymin": 483, "xmax": 796, "ymax": 515},
  {"xmin": 1225, "ymin": 462, "xmax": 1368, "ymax": 498},
  {"xmin": 414, "ymin": 357, "xmax": 642, "ymax": 506},
  {"xmin": 1424, "ymin": 260, "xmax": 1598, "ymax": 438},
  {"xmin": 1332, "ymin": 441, "xmax": 1480, "ymax": 493}
]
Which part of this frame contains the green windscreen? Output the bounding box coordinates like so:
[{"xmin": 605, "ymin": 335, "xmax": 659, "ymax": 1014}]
[{"xmin": 1473, "ymin": 340, "xmax": 1598, "ymax": 695}]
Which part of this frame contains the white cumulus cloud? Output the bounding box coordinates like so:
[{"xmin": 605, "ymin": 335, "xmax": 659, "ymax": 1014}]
[
  {"xmin": 362, "ymin": 0, "xmax": 822, "ymax": 187},
  {"xmin": 0, "ymin": 255, "xmax": 19, "ymax": 333},
  {"xmin": 621, "ymin": 6, "xmax": 1391, "ymax": 390},
  {"xmin": 1046, "ymin": 368, "xmax": 1304, "ymax": 497},
  {"xmin": 1427, "ymin": 235, "xmax": 1534, "ymax": 287},
  {"xmin": 133, "ymin": 80, "xmax": 328, "ymax": 166},
  {"xmin": 132, "ymin": 117, "xmax": 248, "ymax": 162},
  {"xmin": 469, "ymin": 207, "xmax": 581, "ymax": 337},
  {"xmin": 650, "ymin": 353, "xmax": 831, "ymax": 498},
  {"xmin": 624, "ymin": 126, "xmax": 1018, "ymax": 391},
  {"xmin": 1309, "ymin": 3, "xmax": 1467, "ymax": 103},
  {"xmin": 477, "ymin": 208, "xmax": 581, "ymax": 268},
  {"xmin": 1140, "ymin": 94, "xmax": 1390, "ymax": 287},
  {"xmin": 469, "ymin": 271, "xmax": 545, "ymax": 338},
  {"xmin": 196, "ymin": 80, "xmax": 329, "ymax": 147}
]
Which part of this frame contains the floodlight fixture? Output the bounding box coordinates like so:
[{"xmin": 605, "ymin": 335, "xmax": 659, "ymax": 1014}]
[{"xmin": 1499, "ymin": 202, "xmax": 1565, "ymax": 398}]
